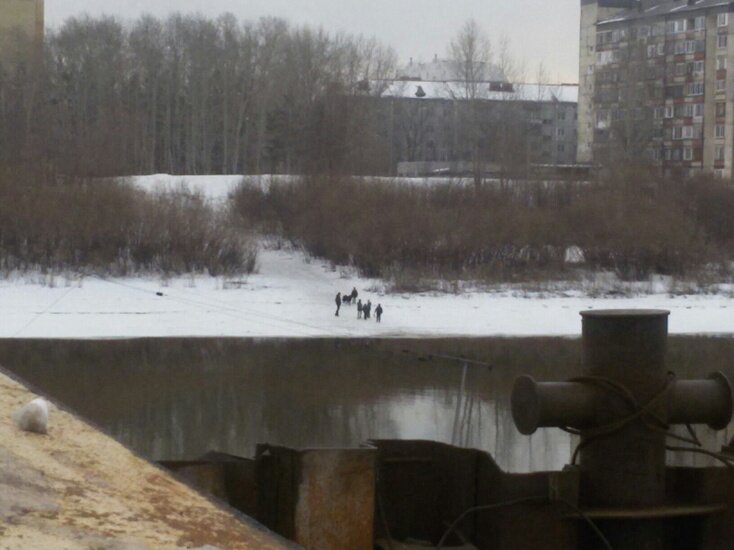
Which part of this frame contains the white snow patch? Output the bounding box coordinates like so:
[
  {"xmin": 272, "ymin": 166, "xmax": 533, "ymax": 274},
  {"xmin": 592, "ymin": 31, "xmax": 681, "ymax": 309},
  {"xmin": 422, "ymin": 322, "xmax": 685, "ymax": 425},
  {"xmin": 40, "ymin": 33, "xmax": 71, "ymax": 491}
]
[
  {"xmin": 1, "ymin": 247, "xmax": 733, "ymax": 339},
  {"xmin": 13, "ymin": 398, "xmax": 49, "ymax": 434}
]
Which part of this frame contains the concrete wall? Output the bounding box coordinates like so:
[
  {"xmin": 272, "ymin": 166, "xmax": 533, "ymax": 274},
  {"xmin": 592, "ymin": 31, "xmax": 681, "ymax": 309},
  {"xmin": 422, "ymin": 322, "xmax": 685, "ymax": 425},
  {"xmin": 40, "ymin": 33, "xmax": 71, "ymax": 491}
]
[{"xmin": 0, "ymin": 0, "xmax": 44, "ymax": 66}]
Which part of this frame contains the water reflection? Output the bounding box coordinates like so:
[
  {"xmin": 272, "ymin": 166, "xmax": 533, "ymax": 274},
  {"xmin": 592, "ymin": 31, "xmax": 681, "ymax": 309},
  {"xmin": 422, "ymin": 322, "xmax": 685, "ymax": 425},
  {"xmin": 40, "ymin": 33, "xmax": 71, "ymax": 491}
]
[{"xmin": 1, "ymin": 337, "xmax": 733, "ymax": 472}]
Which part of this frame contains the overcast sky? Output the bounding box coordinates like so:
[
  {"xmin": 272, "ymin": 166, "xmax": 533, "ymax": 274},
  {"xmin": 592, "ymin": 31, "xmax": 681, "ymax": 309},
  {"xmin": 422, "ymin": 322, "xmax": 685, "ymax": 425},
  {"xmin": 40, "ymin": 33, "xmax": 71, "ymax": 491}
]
[{"xmin": 46, "ymin": 0, "xmax": 580, "ymax": 83}]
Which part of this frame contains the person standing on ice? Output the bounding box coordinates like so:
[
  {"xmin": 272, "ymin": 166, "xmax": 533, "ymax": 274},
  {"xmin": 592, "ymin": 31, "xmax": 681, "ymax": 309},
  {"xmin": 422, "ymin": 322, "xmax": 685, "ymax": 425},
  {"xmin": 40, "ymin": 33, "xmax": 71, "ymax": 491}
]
[
  {"xmin": 335, "ymin": 292, "xmax": 342, "ymax": 316},
  {"xmin": 375, "ymin": 304, "xmax": 383, "ymax": 323},
  {"xmin": 364, "ymin": 300, "xmax": 372, "ymax": 320},
  {"xmin": 357, "ymin": 299, "xmax": 363, "ymax": 319},
  {"xmin": 350, "ymin": 287, "xmax": 358, "ymax": 303}
]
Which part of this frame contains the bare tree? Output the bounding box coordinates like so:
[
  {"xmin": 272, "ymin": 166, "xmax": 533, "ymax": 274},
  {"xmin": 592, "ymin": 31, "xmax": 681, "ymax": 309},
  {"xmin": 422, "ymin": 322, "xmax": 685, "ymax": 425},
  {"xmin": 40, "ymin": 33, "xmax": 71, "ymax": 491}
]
[{"xmin": 448, "ymin": 19, "xmax": 493, "ymax": 186}]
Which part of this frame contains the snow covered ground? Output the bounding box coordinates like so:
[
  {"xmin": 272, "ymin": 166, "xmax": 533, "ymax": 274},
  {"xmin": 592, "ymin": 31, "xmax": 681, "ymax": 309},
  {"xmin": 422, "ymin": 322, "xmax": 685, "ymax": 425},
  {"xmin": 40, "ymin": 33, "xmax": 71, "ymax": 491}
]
[
  {"xmin": 126, "ymin": 173, "xmax": 510, "ymax": 202},
  {"xmin": 2, "ymin": 246, "xmax": 733, "ymax": 340}
]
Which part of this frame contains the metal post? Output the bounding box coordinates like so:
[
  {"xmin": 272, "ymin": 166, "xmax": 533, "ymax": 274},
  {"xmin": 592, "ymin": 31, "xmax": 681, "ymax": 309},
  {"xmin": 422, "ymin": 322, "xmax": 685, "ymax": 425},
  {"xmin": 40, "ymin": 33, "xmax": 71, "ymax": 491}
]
[{"xmin": 511, "ymin": 309, "xmax": 733, "ymax": 550}]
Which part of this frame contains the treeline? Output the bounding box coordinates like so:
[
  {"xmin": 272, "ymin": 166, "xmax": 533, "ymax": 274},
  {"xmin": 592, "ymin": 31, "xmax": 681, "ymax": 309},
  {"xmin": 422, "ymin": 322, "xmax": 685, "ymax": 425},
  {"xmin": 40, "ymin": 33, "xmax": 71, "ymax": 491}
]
[
  {"xmin": 232, "ymin": 174, "xmax": 734, "ymax": 286},
  {"xmin": 0, "ymin": 14, "xmax": 396, "ymax": 177}
]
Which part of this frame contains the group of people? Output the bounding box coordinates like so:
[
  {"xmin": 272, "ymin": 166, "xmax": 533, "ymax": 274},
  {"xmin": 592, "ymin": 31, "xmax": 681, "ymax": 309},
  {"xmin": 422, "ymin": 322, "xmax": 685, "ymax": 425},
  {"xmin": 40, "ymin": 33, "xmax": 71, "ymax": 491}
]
[{"xmin": 335, "ymin": 287, "xmax": 383, "ymax": 323}]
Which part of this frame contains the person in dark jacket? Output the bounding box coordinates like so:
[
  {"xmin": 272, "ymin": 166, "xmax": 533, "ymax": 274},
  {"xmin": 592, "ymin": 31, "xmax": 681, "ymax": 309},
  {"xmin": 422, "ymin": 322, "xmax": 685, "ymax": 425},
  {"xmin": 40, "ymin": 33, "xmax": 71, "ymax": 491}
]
[
  {"xmin": 335, "ymin": 292, "xmax": 342, "ymax": 316},
  {"xmin": 364, "ymin": 300, "xmax": 372, "ymax": 320},
  {"xmin": 350, "ymin": 287, "xmax": 358, "ymax": 302},
  {"xmin": 375, "ymin": 304, "xmax": 383, "ymax": 323},
  {"xmin": 357, "ymin": 299, "xmax": 363, "ymax": 319}
]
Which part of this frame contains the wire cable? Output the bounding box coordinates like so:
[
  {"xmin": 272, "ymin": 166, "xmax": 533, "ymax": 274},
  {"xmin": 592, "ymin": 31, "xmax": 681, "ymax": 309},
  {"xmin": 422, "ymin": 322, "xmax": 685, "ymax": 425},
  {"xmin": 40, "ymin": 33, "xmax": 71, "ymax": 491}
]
[
  {"xmin": 434, "ymin": 495, "xmax": 613, "ymax": 550},
  {"xmin": 13, "ymin": 285, "xmax": 76, "ymax": 337}
]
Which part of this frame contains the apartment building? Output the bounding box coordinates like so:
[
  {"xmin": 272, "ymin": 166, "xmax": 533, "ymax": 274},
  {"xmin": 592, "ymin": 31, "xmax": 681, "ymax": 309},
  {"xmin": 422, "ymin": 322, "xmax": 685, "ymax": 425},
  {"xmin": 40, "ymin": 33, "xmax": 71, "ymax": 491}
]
[
  {"xmin": 579, "ymin": 0, "xmax": 734, "ymax": 177},
  {"xmin": 0, "ymin": 0, "xmax": 44, "ymax": 67},
  {"xmin": 376, "ymin": 79, "xmax": 579, "ymax": 177}
]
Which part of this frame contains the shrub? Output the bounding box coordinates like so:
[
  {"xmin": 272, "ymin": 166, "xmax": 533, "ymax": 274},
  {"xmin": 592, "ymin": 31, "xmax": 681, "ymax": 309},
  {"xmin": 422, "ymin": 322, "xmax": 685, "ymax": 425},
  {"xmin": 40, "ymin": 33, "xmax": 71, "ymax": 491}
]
[
  {"xmin": 0, "ymin": 168, "xmax": 256, "ymax": 276},
  {"xmin": 232, "ymin": 174, "xmax": 728, "ymax": 283}
]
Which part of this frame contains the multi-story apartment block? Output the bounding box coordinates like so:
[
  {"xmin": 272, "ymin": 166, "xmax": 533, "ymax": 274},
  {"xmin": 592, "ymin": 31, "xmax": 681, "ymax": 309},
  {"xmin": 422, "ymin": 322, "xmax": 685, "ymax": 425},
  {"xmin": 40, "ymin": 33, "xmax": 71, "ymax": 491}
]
[
  {"xmin": 0, "ymin": 0, "xmax": 44, "ymax": 68},
  {"xmin": 579, "ymin": 0, "xmax": 734, "ymax": 177},
  {"xmin": 377, "ymin": 80, "xmax": 578, "ymax": 177}
]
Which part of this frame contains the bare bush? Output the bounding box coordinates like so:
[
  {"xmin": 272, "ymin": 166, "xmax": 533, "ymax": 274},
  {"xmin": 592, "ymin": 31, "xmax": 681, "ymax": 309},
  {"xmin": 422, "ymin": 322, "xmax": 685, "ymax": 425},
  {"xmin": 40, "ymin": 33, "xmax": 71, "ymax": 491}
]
[
  {"xmin": 232, "ymin": 174, "xmax": 727, "ymax": 284},
  {"xmin": 0, "ymin": 169, "xmax": 256, "ymax": 276}
]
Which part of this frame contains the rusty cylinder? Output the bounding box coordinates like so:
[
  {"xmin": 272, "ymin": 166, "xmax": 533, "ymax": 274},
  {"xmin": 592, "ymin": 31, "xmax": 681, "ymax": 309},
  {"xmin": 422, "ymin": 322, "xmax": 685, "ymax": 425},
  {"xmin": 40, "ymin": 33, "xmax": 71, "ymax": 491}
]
[
  {"xmin": 512, "ymin": 374, "xmax": 732, "ymax": 435},
  {"xmin": 579, "ymin": 309, "xmax": 670, "ymax": 509}
]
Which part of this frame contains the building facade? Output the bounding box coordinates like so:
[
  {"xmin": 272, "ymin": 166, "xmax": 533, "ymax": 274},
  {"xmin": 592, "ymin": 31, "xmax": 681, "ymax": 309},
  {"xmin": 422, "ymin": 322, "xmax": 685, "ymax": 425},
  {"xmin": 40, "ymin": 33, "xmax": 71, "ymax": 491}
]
[
  {"xmin": 0, "ymin": 0, "xmax": 44, "ymax": 67},
  {"xmin": 579, "ymin": 0, "xmax": 734, "ymax": 177},
  {"xmin": 376, "ymin": 80, "xmax": 579, "ymax": 177}
]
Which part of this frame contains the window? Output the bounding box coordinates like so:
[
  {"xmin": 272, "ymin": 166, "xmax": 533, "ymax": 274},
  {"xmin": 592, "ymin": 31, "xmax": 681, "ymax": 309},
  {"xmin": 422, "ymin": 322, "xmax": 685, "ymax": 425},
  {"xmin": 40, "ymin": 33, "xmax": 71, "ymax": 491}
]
[
  {"xmin": 557, "ymin": 111, "xmax": 566, "ymax": 121},
  {"xmin": 557, "ymin": 128, "xmax": 566, "ymax": 137},
  {"xmin": 716, "ymin": 124, "xmax": 726, "ymax": 138},
  {"xmin": 647, "ymin": 44, "xmax": 658, "ymax": 58},
  {"xmin": 716, "ymin": 102, "xmax": 727, "ymax": 117},
  {"xmin": 557, "ymin": 144, "xmax": 566, "ymax": 153},
  {"xmin": 717, "ymin": 56, "xmax": 728, "ymax": 70},
  {"xmin": 716, "ymin": 79, "xmax": 727, "ymax": 92},
  {"xmin": 682, "ymin": 126, "xmax": 694, "ymax": 139},
  {"xmin": 673, "ymin": 126, "xmax": 684, "ymax": 139},
  {"xmin": 596, "ymin": 51, "xmax": 613, "ymax": 65},
  {"xmin": 654, "ymin": 106, "xmax": 665, "ymax": 119},
  {"xmin": 719, "ymin": 35, "xmax": 729, "ymax": 49},
  {"xmin": 658, "ymin": 43, "xmax": 665, "ymax": 56},
  {"xmin": 675, "ymin": 104, "xmax": 694, "ymax": 117},
  {"xmin": 715, "ymin": 145, "xmax": 725, "ymax": 161},
  {"xmin": 683, "ymin": 147, "xmax": 693, "ymax": 161},
  {"xmin": 693, "ymin": 60, "xmax": 704, "ymax": 74},
  {"xmin": 665, "ymin": 105, "xmax": 674, "ymax": 118},
  {"xmin": 676, "ymin": 63, "xmax": 687, "ymax": 76},
  {"xmin": 694, "ymin": 103, "xmax": 705, "ymax": 117},
  {"xmin": 695, "ymin": 16, "xmax": 706, "ymax": 30},
  {"xmin": 688, "ymin": 82, "xmax": 704, "ymax": 95},
  {"xmin": 668, "ymin": 20, "xmax": 687, "ymax": 34},
  {"xmin": 675, "ymin": 40, "xmax": 699, "ymax": 55},
  {"xmin": 718, "ymin": 13, "xmax": 729, "ymax": 27},
  {"xmin": 597, "ymin": 31, "xmax": 612, "ymax": 45},
  {"xmin": 639, "ymin": 25, "xmax": 650, "ymax": 38}
]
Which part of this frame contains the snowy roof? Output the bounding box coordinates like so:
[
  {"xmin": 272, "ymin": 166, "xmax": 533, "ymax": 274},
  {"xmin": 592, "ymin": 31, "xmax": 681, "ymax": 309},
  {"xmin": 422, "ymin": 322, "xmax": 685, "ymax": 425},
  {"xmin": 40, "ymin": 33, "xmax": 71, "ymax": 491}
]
[
  {"xmin": 397, "ymin": 58, "xmax": 506, "ymax": 82},
  {"xmin": 598, "ymin": 0, "xmax": 732, "ymax": 25},
  {"xmin": 380, "ymin": 80, "xmax": 579, "ymax": 104}
]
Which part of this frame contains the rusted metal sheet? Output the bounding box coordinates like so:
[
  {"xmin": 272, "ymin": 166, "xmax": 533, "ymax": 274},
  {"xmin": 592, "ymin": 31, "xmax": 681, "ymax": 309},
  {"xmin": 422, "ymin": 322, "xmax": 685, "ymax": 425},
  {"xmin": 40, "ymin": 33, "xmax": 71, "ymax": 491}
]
[
  {"xmin": 371, "ymin": 440, "xmax": 479, "ymax": 545},
  {"xmin": 257, "ymin": 445, "xmax": 376, "ymax": 550}
]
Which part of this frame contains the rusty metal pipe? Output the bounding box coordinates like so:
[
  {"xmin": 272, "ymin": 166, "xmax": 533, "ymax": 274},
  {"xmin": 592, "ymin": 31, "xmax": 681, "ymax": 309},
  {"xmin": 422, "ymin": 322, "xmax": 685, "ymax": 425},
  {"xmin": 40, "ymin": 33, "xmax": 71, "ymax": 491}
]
[
  {"xmin": 511, "ymin": 377, "xmax": 598, "ymax": 435},
  {"xmin": 512, "ymin": 373, "xmax": 734, "ymax": 435},
  {"xmin": 668, "ymin": 373, "xmax": 733, "ymax": 430}
]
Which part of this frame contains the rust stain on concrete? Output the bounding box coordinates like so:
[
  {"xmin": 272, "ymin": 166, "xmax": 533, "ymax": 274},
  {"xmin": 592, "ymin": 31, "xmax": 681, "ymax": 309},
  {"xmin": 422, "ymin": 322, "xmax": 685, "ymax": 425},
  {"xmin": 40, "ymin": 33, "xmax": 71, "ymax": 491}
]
[{"xmin": 0, "ymin": 368, "xmax": 292, "ymax": 549}]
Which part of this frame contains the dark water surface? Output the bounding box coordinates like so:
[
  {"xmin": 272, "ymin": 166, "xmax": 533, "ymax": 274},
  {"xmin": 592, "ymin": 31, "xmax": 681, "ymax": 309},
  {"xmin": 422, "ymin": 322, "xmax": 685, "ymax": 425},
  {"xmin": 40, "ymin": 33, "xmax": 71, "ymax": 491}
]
[{"xmin": 1, "ymin": 337, "xmax": 733, "ymax": 472}]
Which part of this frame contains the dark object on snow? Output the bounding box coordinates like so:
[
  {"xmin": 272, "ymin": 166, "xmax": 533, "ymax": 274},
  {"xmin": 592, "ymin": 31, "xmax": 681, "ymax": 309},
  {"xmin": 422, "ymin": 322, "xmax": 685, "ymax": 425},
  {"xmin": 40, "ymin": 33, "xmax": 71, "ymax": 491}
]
[
  {"xmin": 156, "ymin": 292, "xmax": 164, "ymax": 297},
  {"xmin": 357, "ymin": 299, "xmax": 363, "ymax": 319},
  {"xmin": 335, "ymin": 292, "xmax": 342, "ymax": 316},
  {"xmin": 350, "ymin": 287, "xmax": 358, "ymax": 302},
  {"xmin": 364, "ymin": 300, "xmax": 372, "ymax": 320},
  {"xmin": 375, "ymin": 304, "xmax": 383, "ymax": 323},
  {"xmin": 343, "ymin": 293, "xmax": 352, "ymax": 305}
]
